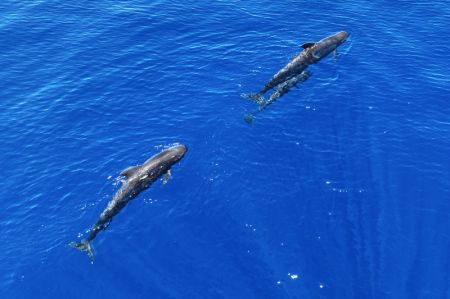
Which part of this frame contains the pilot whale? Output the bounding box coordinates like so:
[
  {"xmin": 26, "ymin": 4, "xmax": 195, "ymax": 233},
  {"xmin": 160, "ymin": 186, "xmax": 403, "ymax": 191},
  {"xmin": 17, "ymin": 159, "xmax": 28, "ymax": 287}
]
[
  {"xmin": 243, "ymin": 31, "xmax": 349, "ymax": 104},
  {"xmin": 70, "ymin": 144, "xmax": 187, "ymax": 260}
]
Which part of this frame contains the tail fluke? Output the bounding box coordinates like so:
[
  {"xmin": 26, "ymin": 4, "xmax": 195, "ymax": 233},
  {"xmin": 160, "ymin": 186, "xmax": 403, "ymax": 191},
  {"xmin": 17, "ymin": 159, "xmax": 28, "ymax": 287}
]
[
  {"xmin": 243, "ymin": 113, "xmax": 255, "ymax": 124},
  {"xmin": 240, "ymin": 93, "xmax": 266, "ymax": 106},
  {"xmin": 69, "ymin": 240, "xmax": 94, "ymax": 261}
]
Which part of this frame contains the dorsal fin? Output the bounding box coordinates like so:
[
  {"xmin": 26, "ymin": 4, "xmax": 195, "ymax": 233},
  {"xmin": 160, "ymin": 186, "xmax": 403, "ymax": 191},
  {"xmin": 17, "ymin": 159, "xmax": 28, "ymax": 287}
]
[
  {"xmin": 120, "ymin": 165, "xmax": 141, "ymax": 178},
  {"xmin": 301, "ymin": 42, "xmax": 316, "ymax": 49}
]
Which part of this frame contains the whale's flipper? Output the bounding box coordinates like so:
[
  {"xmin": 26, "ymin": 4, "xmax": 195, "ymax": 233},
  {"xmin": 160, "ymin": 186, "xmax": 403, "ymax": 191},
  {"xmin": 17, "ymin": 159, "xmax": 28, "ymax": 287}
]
[
  {"xmin": 69, "ymin": 240, "xmax": 94, "ymax": 261},
  {"xmin": 243, "ymin": 113, "xmax": 255, "ymax": 124},
  {"xmin": 240, "ymin": 93, "xmax": 266, "ymax": 106},
  {"xmin": 333, "ymin": 49, "xmax": 339, "ymax": 63},
  {"xmin": 162, "ymin": 169, "xmax": 171, "ymax": 185}
]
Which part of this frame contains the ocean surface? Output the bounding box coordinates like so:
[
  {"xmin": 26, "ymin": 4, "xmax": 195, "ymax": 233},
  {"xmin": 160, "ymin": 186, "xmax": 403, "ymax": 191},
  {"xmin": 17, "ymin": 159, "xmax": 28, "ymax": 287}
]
[{"xmin": 1, "ymin": 1, "xmax": 449, "ymax": 298}]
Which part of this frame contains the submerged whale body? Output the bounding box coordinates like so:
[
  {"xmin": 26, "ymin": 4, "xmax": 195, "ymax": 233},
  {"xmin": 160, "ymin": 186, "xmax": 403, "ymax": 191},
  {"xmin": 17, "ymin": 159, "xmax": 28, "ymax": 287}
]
[{"xmin": 70, "ymin": 144, "xmax": 187, "ymax": 260}]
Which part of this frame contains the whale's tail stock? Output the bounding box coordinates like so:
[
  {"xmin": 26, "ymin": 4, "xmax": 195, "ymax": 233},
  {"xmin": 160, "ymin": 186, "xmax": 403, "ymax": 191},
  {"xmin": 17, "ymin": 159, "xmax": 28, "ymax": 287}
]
[
  {"xmin": 69, "ymin": 239, "xmax": 94, "ymax": 261},
  {"xmin": 240, "ymin": 92, "xmax": 266, "ymax": 106}
]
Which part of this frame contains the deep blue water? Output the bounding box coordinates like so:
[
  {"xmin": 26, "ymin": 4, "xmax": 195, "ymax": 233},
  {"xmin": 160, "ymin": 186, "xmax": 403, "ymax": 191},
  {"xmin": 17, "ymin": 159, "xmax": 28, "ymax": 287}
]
[{"xmin": 1, "ymin": 1, "xmax": 450, "ymax": 298}]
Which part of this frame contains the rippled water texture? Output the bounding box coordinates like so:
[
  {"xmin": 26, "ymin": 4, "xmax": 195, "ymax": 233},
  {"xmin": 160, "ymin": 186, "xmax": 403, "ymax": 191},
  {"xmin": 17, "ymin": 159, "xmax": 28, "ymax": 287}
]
[{"xmin": 1, "ymin": 1, "xmax": 449, "ymax": 298}]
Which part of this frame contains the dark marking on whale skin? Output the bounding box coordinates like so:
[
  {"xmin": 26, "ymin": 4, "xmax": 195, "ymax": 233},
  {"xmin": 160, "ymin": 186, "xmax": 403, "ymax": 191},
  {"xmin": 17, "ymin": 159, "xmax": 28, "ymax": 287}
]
[{"xmin": 69, "ymin": 144, "xmax": 187, "ymax": 260}]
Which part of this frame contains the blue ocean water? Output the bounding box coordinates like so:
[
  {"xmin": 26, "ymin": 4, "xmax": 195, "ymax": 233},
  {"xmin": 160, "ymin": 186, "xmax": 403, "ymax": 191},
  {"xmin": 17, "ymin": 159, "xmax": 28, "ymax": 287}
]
[{"xmin": 1, "ymin": 0, "xmax": 450, "ymax": 298}]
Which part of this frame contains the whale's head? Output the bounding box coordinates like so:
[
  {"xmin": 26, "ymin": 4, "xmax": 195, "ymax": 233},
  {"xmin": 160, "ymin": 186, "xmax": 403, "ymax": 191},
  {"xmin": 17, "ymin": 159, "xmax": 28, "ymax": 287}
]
[
  {"xmin": 152, "ymin": 144, "xmax": 187, "ymax": 169},
  {"xmin": 139, "ymin": 144, "xmax": 187, "ymax": 180},
  {"xmin": 310, "ymin": 31, "xmax": 349, "ymax": 61},
  {"xmin": 143, "ymin": 144, "xmax": 187, "ymax": 168},
  {"xmin": 333, "ymin": 31, "xmax": 349, "ymax": 45},
  {"xmin": 167, "ymin": 144, "xmax": 188, "ymax": 162}
]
